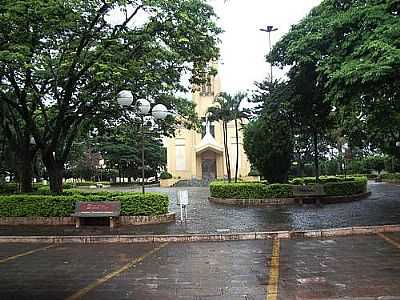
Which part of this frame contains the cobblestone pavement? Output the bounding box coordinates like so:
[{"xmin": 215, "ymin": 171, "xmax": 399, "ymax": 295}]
[
  {"xmin": 1, "ymin": 181, "xmax": 400, "ymax": 236},
  {"xmin": 1, "ymin": 233, "xmax": 400, "ymax": 299}
]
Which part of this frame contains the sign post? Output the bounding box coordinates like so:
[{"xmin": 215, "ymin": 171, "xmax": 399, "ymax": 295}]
[{"xmin": 177, "ymin": 190, "xmax": 189, "ymax": 223}]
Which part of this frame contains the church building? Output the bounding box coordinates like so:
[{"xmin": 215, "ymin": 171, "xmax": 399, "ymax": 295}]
[{"xmin": 165, "ymin": 71, "xmax": 252, "ymax": 182}]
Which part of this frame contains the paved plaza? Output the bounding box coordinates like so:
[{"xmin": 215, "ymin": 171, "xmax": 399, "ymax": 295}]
[
  {"xmin": 0, "ymin": 233, "xmax": 400, "ymax": 299},
  {"xmin": 1, "ymin": 181, "xmax": 400, "ymax": 236}
]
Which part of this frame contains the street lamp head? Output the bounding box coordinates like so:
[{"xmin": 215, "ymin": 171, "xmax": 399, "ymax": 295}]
[
  {"xmin": 396, "ymin": 141, "xmax": 400, "ymax": 147},
  {"xmin": 117, "ymin": 90, "xmax": 133, "ymax": 107},
  {"xmin": 136, "ymin": 99, "xmax": 151, "ymax": 115},
  {"xmin": 152, "ymin": 104, "xmax": 168, "ymax": 120},
  {"xmin": 260, "ymin": 25, "xmax": 278, "ymax": 33},
  {"xmin": 29, "ymin": 136, "xmax": 36, "ymax": 145}
]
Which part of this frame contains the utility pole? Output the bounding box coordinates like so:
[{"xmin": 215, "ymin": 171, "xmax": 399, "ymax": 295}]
[{"xmin": 260, "ymin": 25, "xmax": 278, "ymax": 83}]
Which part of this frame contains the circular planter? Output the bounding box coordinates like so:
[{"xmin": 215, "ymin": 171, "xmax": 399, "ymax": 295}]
[{"xmin": 209, "ymin": 192, "xmax": 371, "ymax": 207}]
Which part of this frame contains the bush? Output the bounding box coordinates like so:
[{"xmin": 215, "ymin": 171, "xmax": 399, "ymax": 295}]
[
  {"xmin": 379, "ymin": 173, "xmax": 400, "ymax": 181},
  {"xmin": 160, "ymin": 171, "xmax": 173, "ymax": 180},
  {"xmin": 290, "ymin": 176, "xmax": 357, "ymax": 185},
  {"xmin": 209, "ymin": 182, "xmax": 292, "ymax": 199},
  {"xmin": 210, "ymin": 177, "xmax": 367, "ymax": 199},
  {"xmin": 323, "ymin": 177, "xmax": 367, "ymax": 196},
  {"xmin": 0, "ymin": 191, "xmax": 169, "ymax": 217}
]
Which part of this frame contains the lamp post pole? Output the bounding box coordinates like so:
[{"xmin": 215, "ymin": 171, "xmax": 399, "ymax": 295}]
[
  {"xmin": 260, "ymin": 25, "xmax": 278, "ymax": 83},
  {"xmin": 141, "ymin": 115, "xmax": 145, "ymax": 194}
]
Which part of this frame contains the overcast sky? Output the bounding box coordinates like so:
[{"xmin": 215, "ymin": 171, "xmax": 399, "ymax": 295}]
[{"xmin": 209, "ymin": 0, "xmax": 322, "ymax": 94}]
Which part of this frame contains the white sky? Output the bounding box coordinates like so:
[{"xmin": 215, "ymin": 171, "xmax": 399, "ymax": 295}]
[{"xmin": 210, "ymin": 0, "xmax": 322, "ymax": 94}]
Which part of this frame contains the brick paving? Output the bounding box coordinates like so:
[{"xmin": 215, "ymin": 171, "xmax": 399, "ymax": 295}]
[
  {"xmin": 1, "ymin": 181, "xmax": 400, "ymax": 236},
  {"xmin": 0, "ymin": 235, "xmax": 400, "ymax": 299}
]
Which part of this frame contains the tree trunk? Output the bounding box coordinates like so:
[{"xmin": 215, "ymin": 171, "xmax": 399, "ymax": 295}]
[
  {"xmin": 223, "ymin": 121, "xmax": 231, "ymax": 183},
  {"xmin": 313, "ymin": 131, "xmax": 319, "ymax": 183},
  {"xmin": 42, "ymin": 151, "xmax": 64, "ymax": 194},
  {"xmin": 15, "ymin": 147, "xmax": 36, "ymax": 193},
  {"xmin": 234, "ymin": 119, "xmax": 239, "ymax": 183}
]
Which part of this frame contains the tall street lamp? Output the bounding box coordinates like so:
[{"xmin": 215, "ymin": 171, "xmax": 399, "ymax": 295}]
[
  {"xmin": 117, "ymin": 90, "xmax": 169, "ymax": 194},
  {"xmin": 260, "ymin": 25, "xmax": 278, "ymax": 83}
]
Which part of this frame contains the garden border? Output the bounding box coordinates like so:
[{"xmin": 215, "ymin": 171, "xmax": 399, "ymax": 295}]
[
  {"xmin": 0, "ymin": 212, "xmax": 176, "ymax": 226},
  {"xmin": 208, "ymin": 191, "xmax": 371, "ymax": 206}
]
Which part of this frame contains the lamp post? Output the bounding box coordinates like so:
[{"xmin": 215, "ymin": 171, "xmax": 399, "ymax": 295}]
[
  {"xmin": 117, "ymin": 91, "xmax": 168, "ymax": 194},
  {"xmin": 260, "ymin": 25, "xmax": 278, "ymax": 83}
]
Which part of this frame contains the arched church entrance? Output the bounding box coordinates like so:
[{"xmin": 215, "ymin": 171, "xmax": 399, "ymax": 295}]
[{"xmin": 201, "ymin": 150, "xmax": 217, "ymax": 181}]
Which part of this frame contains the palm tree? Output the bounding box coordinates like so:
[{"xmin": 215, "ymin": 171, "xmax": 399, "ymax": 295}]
[
  {"xmin": 208, "ymin": 93, "xmax": 233, "ymax": 182},
  {"xmin": 230, "ymin": 92, "xmax": 248, "ymax": 182},
  {"xmin": 208, "ymin": 92, "xmax": 248, "ymax": 183}
]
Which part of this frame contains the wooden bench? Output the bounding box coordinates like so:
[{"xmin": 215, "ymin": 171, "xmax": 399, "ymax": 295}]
[{"xmin": 71, "ymin": 201, "xmax": 121, "ymax": 228}]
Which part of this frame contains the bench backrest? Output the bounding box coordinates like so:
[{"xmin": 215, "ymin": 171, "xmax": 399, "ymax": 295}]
[{"xmin": 74, "ymin": 201, "xmax": 121, "ymax": 217}]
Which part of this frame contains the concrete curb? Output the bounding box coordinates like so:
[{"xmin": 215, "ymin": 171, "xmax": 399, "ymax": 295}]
[{"xmin": 0, "ymin": 224, "xmax": 399, "ymax": 244}]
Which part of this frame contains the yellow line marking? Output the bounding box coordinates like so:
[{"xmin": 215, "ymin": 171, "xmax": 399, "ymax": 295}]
[
  {"xmin": 378, "ymin": 232, "xmax": 400, "ymax": 250},
  {"xmin": 266, "ymin": 239, "xmax": 280, "ymax": 300},
  {"xmin": 65, "ymin": 243, "xmax": 168, "ymax": 300},
  {"xmin": 0, "ymin": 244, "xmax": 55, "ymax": 264}
]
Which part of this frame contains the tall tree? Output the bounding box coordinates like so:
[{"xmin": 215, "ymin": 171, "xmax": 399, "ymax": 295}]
[
  {"xmin": 208, "ymin": 92, "xmax": 235, "ymax": 182},
  {"xmin": 244, "ymin": 80, "xmax": 293, "ymax": 183},
  {"xmin": 269, "ymin": 0, "xmax": 400, "ymax": 160},
  {"xmin": 0, "ymin": 0, "xmax": 221, "ymax": 193}
]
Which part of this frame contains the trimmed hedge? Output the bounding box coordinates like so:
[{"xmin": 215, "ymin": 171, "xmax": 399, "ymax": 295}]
[
  {"xmin": 379, "ymin": 173, "xmax": 400, "ymax": 181},
  {"xmin": 323, "ymin": 177, "xmax": 367, "ymax": 196},
  {"xmin": 160, "ymin": 171, "xmax": 173, "ymax": 179},
  {"xmin": 289, "ymin": 176, "xmax": 357, "ymax": 185},
  {"xmin": 209, "ymin": 182, "xmax": 292, "ymax": 199},
  {"xmin": 210, "ymin": 177, "xmax": 368, "ymax": 199},
  {"xmin": 0, "ymin": 190, "xmax": 169, "ymax": 217}
]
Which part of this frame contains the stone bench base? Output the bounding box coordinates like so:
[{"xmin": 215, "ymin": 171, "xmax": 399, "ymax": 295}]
[{"xmin": 0, "ymin": 213, "xmax": 176, "ymax": 226}]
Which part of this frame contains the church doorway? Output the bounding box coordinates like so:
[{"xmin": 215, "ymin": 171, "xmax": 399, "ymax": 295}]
[{"xmin": 201, "ymin": 150, "xmax": 217, "ymax": 181}]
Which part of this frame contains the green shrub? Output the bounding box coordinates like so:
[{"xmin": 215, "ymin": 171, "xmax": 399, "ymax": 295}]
[
  {"xmin": 210, "ymin": 177, "xmax": 367, "ymax": 199},
  {"xmin": 379, "ymin": 173, "xmax": 400, "ymax": 181},
  {"xmin": 323, "ymin": 177, "xmax": 367, "ymax": 196},
  {"xmin": 0, "ymin": 191, "xmax": 169, "ymax": 217},
  {"xmin": 209, "ymin": 182, "xmax": 292, "ymax": 199},
  {"xmin": 160, "ymin": 171, "xmax": 173, "ymax": 180},
  {"xmin": 290, "ymin": 176, "xmax": 358, "ymax": 185}
]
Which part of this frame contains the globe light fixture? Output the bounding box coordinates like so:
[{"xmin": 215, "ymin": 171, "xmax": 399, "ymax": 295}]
[
  {"xmin": 116, "ymin": 91, "xmax": 170, "ymax": 193},
  {"xmin": 136, "ymin": 98, "xmax": 151, "ymax": 115},
  {"xmin": 117, "ymin": 90, "xmax": 134, "ymax": 107},
  {"xmin": 396, "ymin": 141, "xmax": 400, "ymax": 147},
  {"xmin": 152, "ymin": 104, "xmax": 168, "ymax": 120}
]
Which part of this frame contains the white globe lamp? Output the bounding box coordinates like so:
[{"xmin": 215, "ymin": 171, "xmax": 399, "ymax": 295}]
[
  {"xmin": 152, "ymin": 104, "xmax": 168, "ymax": 120},
  {"xmin": 117, "ymin": 90, "xmax": 133, "ymax": 107},
  {"xmin": 136, "ymin": 99, "xmax": 151, "ymax": 115}
]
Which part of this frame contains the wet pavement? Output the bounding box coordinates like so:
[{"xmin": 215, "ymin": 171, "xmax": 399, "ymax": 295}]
[
  {"xmin": 1, "ymin": 233, "xmax": 400, "ymax": 299},
  {"xmin": 1, "ymin": 181, "xmax": 400, "ymax": 235}
]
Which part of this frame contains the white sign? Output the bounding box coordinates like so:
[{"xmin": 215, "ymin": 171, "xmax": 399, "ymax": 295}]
[{"xmin": 178, "ymin": 190, "xmax": 189, "ymax": 206}]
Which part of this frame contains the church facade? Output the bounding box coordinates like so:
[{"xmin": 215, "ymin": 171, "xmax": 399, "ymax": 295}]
[{"xmin": 165, "ymin": 72, "xmax": 252, "ymax": 182}]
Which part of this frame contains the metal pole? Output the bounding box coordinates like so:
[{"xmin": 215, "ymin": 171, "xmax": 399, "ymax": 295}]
[
  {"xmin": 268, "ymin": 31, "xmax": 273, "ymax": 83},
  {"xmin": 141, "ymin": 115, "xmax": 145, "ymax": 194}
]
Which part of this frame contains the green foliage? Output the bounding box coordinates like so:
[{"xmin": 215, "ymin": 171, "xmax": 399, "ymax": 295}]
[
  {"xmin": 269, "ymin": 0, "xmax": 400, "ymax": 158},
  {"xmin": 209, "ymin": 182, "xmax": 292, "ymax": 199},
  {"xmin": 210, "ymin": 177, "xmax": 367, "ymax": 199},
  {"xmin": 289, "ymin": 176, "xmax": 360, "ymax": 185},
  {"xmin": 160, "ymin": 171, "xmax": 173, "ymax": 179},
  {"xmin": 324, "ymin": 177, "xmax": 367, "ymax": 196},
  {"xmin": 244, "ymin": 81, "xmax": 293, "ymax": 183},
  {"xmin": 379, "ymin": 173, "xmax": 400, "ymax": 182},
  {"xmin": 0, "ymin": 0, "xmax": 221, "ymax": 192},
  {"xmin": 0, "ymin": 191, "xmax": 169, "ymax": 217},
  {"xmin": 244, "ymin": 118, "xmax": 292, "ymax": 183}
]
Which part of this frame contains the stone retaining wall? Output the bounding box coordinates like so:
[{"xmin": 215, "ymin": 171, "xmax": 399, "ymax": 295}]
[
  {"xmin": 209, "ymin": 192, "xmax": 371, "ymax": 206},
  {"xmin": 0, "ymin": 212, "xmax": 176, "ymax": 226}
]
